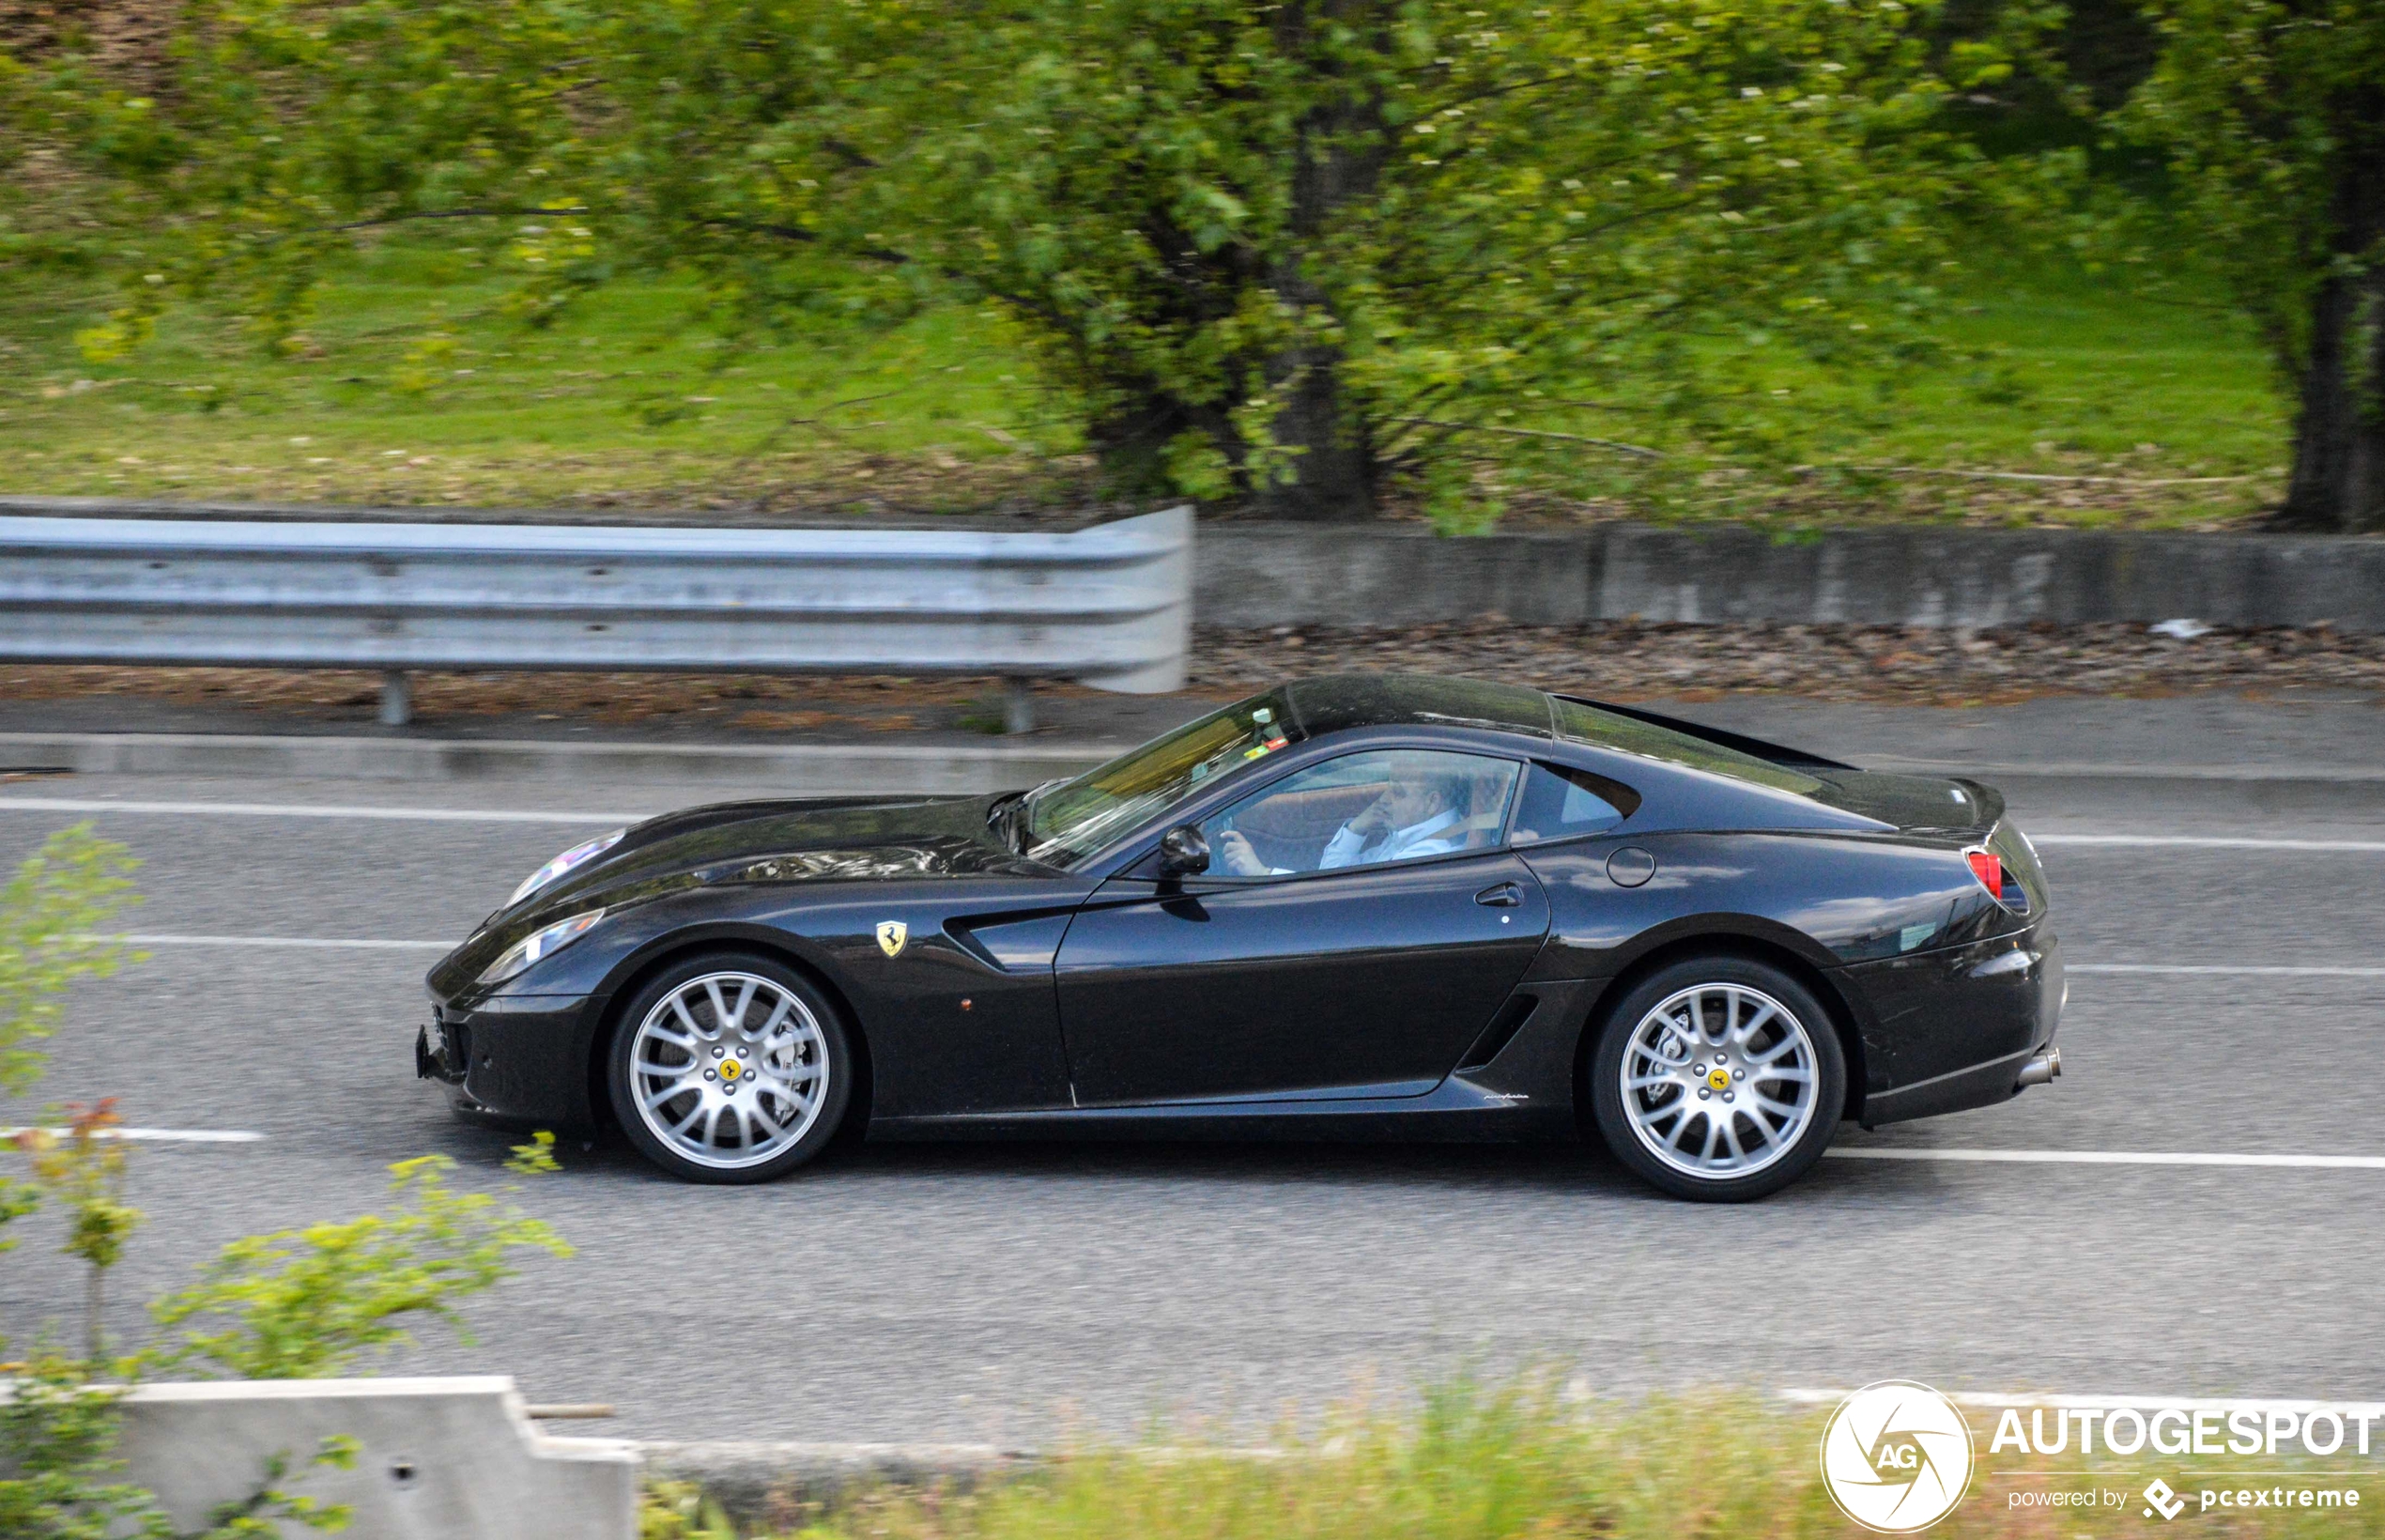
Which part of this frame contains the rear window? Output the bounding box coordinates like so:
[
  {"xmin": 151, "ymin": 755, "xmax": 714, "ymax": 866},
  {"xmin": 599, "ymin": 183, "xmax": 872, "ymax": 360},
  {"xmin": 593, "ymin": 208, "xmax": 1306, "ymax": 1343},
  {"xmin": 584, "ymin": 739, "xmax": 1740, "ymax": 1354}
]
[
  {"xmin": 1512, "ymin": 762, "xmax": 1639, "ymax": 845},
  {"xmin": 1553, "ymin": 700, "xmax": 1823, "ymax": 797}
]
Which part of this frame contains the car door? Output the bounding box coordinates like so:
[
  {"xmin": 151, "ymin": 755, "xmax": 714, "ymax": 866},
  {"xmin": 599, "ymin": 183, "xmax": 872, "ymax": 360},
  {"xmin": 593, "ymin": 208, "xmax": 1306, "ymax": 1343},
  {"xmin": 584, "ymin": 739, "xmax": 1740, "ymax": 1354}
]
[{"xmin": 1054, "ymin": 747, "xmax": 1552, "ymax": 1105}]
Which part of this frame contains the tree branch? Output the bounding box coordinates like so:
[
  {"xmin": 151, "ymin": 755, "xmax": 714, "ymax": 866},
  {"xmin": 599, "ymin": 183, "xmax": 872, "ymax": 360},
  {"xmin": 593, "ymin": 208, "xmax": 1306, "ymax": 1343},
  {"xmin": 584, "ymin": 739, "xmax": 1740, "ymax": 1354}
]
[{"xmin": 698, "ymin": 215, "xmax": 911, "ymax": 266}]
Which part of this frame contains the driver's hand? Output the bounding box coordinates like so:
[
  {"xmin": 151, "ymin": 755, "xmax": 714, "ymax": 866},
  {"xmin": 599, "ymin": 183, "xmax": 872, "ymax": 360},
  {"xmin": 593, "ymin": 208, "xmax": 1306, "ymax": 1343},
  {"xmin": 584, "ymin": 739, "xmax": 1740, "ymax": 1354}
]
[
  {"xmin": 1349, "ymin": 792, "xmax": 1393, "ymax": 837},
  {"xmin": 1215, "ymin": 830, "xmax": 1264, "ymax": 875}
]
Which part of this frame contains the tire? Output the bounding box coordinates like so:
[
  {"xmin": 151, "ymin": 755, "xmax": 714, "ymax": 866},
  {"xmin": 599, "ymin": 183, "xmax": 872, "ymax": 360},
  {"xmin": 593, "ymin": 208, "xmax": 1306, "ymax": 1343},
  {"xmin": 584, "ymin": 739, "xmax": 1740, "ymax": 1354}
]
[
  {"xmin": 1587, "ymin": 956, "xmax": 1845, "ymax": 1202},
  {"xmin": 607, "ymin": 951, "xmax": 854, "ymax": 1184}
]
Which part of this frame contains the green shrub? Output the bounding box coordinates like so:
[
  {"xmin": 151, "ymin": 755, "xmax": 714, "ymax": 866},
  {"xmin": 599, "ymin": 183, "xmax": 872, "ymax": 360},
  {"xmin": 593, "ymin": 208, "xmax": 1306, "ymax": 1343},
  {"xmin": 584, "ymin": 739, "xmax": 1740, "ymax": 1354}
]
[{"xmin": 146, "ymin": 1139, "xmax": 572, "ymax": 1380}]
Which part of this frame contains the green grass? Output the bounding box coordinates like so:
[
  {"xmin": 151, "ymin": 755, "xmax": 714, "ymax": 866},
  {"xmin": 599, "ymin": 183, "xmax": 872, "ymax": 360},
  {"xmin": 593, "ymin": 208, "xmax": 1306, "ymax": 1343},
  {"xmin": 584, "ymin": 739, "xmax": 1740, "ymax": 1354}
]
[
  {"xmin": 1770, "ymin": 254, "xmax": 2288, "ymax": 525},
  {"xmin": 639, "ymin": 1380, "xmax": 2385, "ymax": 1540},
  {"xmin": 0, "ymin": 239, "xmax": 1088, "ymax": 516},
  {"xmin": 0, "ymin": 235, "xmax": 2288, "ymax": 527}
]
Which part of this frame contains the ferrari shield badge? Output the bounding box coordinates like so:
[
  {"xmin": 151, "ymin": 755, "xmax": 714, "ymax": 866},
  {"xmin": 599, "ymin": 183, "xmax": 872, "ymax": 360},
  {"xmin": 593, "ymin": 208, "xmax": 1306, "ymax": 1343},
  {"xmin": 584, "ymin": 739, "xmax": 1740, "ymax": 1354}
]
[{"xmin": 875, "ymin": 919, "xmax": 908, "ymax": 959}]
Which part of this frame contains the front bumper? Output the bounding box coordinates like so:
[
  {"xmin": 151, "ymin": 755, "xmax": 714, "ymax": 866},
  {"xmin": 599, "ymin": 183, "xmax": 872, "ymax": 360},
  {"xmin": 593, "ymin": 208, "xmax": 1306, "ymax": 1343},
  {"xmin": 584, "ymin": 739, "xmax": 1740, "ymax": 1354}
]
[
  {"xmin": 1849, "ymin": 925, "xmax": 2064, "ymax": 1128},
  {"xmin": 417, "ymin": 992, "xmax": 606, "ymax": 1132}
]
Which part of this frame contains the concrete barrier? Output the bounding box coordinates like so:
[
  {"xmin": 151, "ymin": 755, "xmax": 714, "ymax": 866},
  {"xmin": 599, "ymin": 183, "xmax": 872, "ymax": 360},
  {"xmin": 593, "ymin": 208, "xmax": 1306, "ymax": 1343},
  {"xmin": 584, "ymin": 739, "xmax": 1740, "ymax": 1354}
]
[
  {"xmin": 105, "ymin": 1378, "xmax": 635, "ymax": 1540},
  {"xmin": 1197, "ymin": 523, "xmax": 2385, "ymax": 631},
  {"xmin": 10, "ymin": 496, "xmax": 2385, "ymax": 632},
  {"xmin": 1589, "ymin": 525, "xmax": 2385, "ymax": 629},
  {"xmin": 1197, "ymin": 523, "xmax": 1595, "ymax": 626}
]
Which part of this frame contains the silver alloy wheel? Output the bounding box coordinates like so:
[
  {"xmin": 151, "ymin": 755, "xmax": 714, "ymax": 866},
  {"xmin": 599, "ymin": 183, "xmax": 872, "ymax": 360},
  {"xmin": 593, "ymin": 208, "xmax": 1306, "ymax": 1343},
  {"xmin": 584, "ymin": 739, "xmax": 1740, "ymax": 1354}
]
[
  {"xmin": 1619, "ymin": 982, "xmax": 1819, "ymax": 1179},
  {"xmin": 627, "ymin": 971, "xmax": 830, "ymax": 1170}
]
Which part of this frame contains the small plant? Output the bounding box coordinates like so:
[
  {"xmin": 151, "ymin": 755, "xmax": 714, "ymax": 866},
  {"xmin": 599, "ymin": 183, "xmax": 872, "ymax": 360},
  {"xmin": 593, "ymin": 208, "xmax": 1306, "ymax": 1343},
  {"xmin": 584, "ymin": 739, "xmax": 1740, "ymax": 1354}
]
[
  {"xmin": 146, "ymin": 1137, "xmax": 572, "ymax": 1379},
  {"xmin": 0, "ymin": 824, "xmax": 144, "ymax": 1098},
  {"xmin": 0, "ymin": 823, "xmax": 413, "ymax": 1535},
  {"xmin": 639, "ymin": 1480, "xmax": 741, "ymax": 1540},
  {"xmin": 0, "ymin": 1350, "xmax": 357, "ymax": 1540},
  {"xmin": 16, "ymin": 1101, "xmax": 144, "ymax": 1365},
  {"xmin": 0, "ymin": 1355, "xmax": 171, "ymax": 1540}
]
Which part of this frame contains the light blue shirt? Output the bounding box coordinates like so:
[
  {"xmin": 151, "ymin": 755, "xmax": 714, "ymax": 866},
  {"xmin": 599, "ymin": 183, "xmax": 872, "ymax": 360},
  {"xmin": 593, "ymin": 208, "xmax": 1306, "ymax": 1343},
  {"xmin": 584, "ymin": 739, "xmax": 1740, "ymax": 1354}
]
[{"xmin": 1318, "ymin": 807, "xmax": 1464, "ymax": 870}]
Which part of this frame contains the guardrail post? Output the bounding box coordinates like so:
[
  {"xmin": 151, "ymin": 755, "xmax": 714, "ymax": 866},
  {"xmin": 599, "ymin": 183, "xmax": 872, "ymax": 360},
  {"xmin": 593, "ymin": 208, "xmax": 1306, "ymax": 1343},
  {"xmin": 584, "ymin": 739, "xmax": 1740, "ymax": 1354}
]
[
  {"xmin": 1003, "ymin": 677, "xmax": 1035, "ymax": 734},
  {"xmin": 380, "ymin": 670, "xmax": 412, "ymax": 728}
]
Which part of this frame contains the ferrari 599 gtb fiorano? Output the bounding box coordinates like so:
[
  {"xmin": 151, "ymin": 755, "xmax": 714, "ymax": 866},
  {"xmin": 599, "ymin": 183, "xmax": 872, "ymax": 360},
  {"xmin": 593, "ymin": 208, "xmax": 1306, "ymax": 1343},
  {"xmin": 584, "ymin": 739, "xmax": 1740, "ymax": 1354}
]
[{"xmin": 420, "ymin": 674, "xmax": 2061, "ymax": 1201}]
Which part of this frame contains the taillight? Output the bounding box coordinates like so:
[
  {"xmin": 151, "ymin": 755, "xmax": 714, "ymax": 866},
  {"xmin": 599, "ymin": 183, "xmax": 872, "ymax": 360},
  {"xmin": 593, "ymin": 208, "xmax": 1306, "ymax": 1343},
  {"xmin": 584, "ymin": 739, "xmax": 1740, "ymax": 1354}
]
[{"xmin": 1965, "ymin": 848, "xmax": 2004, "ymax": 898}]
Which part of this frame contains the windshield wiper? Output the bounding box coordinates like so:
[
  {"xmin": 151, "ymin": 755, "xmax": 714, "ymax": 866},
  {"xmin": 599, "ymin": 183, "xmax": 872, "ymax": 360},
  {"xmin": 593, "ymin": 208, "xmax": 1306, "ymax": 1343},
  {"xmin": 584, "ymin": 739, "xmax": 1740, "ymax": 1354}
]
[
  {"xmin": 996, "ymin": 778, "xmax": 1070, "ymax": 858},
  {"xmin": 987, "ymin": 785, "xmax": 1053, "ymax": 855}
]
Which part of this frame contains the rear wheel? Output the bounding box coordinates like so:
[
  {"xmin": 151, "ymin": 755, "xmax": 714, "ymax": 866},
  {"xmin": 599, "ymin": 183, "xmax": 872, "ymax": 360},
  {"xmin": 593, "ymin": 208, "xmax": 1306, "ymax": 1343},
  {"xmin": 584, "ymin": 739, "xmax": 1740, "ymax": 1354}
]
[
  {"xmin": 608, "ymin": 952, "xmax": 853, "ymax": 1184},
  {"xmin": 1588, "ymin": 957, "xmax": 1845, "ymax": 1202}
]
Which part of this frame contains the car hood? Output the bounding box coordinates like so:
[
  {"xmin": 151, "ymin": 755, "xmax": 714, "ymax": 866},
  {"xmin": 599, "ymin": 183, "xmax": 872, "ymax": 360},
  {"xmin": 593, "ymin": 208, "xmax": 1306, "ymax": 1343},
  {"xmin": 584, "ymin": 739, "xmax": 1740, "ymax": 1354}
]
[{"xmin": 508, "ymin": 793, "xmax": 1043, "ymax": 921}]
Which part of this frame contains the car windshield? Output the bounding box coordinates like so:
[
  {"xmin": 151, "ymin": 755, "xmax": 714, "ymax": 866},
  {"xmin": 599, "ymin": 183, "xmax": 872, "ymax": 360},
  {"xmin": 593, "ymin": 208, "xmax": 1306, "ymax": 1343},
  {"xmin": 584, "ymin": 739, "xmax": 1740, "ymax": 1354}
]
[{"xmin": 1024, "ymin": 691, "xmax": 1299, "ymax": 865}]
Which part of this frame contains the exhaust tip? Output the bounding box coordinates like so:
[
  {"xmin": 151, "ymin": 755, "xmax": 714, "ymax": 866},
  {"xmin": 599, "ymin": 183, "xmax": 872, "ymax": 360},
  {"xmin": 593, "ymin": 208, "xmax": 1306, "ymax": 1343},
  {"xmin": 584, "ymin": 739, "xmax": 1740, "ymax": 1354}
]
[{"xmin": 2015, "ymin": 1046, "xmax": 2061, "ymax": 1089}]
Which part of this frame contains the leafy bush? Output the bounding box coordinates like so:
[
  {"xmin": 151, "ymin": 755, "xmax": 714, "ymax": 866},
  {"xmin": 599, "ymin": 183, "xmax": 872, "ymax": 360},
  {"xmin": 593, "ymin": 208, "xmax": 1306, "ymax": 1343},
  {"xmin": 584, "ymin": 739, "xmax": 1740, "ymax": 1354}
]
[
  {"xmin": 0, "ymin": 1356, "xmax": 172, "ymax": 1540},
  {"xmin": 0, "ymin": 823, "xmax": 141, "ymax": 1270},
  {"xmin": 0, "ymin": 824, "xmax": 143, "ymax": 1099},
  {"xmin": 146, "ymin": 1138, "xmax": 572, "ymax": 1380},
  {"xmin": 0, "ymin": 823, "xmax": 567, "ymax": 1532}
]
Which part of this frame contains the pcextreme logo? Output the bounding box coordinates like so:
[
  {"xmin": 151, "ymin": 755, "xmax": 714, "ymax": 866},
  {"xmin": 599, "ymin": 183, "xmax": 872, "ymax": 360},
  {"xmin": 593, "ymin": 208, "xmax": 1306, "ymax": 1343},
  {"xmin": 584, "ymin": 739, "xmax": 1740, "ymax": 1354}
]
[
  {"xmin": 1819, "ymin": 1380, "xmax": 1977, "ymax": 1533},
  {"xmin": 2143, "ymin": 1480, "xmax": 2188, "ymax": 1520}
]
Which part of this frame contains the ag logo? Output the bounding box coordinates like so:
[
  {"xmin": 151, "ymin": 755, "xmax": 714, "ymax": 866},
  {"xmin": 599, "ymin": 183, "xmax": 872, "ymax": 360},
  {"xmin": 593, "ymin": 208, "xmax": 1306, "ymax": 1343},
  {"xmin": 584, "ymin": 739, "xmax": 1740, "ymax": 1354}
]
[
  {"xmin": 1819, "ymin": 1380, "xmax": 1975, "ymax": 1533},
  {"xmin": 875, "ymin": 919, "xmax": 908, "ymax": 959}
]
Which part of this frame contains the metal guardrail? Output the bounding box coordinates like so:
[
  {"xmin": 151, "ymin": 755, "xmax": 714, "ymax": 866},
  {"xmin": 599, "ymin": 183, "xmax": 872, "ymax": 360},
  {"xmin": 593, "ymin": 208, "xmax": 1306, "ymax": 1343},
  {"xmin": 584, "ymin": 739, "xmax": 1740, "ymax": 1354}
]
[{"xmin": 0, "ymin": 505, "xmax": 1192, "ymax": 728}]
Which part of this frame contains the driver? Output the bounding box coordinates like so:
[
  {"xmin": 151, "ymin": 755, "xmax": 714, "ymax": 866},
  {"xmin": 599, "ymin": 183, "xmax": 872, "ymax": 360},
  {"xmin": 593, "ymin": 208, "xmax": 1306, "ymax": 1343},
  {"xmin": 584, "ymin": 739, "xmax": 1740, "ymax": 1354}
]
[{"xmin": 1215, "ymin": 762, "xmax": 1469, "ymax": 875}]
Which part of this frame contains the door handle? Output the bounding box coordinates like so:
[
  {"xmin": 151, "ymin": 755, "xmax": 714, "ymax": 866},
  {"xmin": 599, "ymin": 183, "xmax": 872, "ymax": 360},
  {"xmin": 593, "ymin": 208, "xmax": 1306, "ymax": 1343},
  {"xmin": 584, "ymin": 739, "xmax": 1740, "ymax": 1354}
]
[{"xmin": 1474, "ymin": 882, "xmax": 1524, "ymax": 908}]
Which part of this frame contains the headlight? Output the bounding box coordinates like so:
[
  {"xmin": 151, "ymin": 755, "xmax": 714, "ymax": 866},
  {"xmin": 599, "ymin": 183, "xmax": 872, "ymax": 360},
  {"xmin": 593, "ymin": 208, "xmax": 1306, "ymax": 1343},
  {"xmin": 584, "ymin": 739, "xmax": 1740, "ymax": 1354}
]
[
  {"xmin": 478, "ymin": 909, "xmax": 607, "ymax": 986},
  {"xmin": 507, "ymin": 828, "xmax": 625, "ymax": 907}
]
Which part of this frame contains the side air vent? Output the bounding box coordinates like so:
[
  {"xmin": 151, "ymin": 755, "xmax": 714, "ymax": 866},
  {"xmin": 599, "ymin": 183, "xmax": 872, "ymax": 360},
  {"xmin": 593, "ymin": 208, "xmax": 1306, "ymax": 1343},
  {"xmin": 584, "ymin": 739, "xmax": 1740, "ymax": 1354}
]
[{"xmin": 1456, "ymin": 993, "xmax": 1540, "ymax": 1072}]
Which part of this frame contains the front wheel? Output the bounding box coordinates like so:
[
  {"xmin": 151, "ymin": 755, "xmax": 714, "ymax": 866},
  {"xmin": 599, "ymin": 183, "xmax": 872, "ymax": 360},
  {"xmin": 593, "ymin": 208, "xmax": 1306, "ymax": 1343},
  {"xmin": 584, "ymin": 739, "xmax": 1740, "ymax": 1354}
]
[
  {"xmin": 1587, "ymin": 957, "xmax": 1845, "ymax": 1202},
  {"xmin": 608, "ymin": 952, "xmax": 853, "ymax": 1184}
]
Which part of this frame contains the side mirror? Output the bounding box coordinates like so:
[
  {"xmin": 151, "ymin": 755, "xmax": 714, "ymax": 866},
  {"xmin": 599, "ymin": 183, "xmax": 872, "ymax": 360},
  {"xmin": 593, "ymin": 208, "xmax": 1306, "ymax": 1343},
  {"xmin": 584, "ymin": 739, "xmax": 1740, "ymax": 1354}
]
[{"xmin": 1158, "ymin": 824, "xmax": 1210, "ymax": 877}]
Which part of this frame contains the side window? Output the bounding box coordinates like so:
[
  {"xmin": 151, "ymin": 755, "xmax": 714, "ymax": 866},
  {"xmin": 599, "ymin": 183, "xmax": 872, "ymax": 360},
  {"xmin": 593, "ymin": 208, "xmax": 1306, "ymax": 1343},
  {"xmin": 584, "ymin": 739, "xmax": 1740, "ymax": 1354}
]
[
  {"xmin": 1204, "ymin": 749, "xmax": 1522, "ymax": 878},
  {"xmin": 1511, "ymin": 762, "xmax": 1639, "ymax": 846}
]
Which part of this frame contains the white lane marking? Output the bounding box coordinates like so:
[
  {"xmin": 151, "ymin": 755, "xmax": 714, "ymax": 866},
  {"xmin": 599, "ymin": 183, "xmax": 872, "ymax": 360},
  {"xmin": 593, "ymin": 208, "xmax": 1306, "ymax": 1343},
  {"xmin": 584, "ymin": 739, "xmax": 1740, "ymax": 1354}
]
[
  {"xmin": 0, "ymin": 1126, "xmax": 265, "ymax": 1144},
  {"xmin": 2070, "ymin": 963, "xmax": 2385, "ymax": 978},
  {"xmin": 1780, "ymin": 1388, "xmax": 2385, "ymax": 1416},
  {"xmin": 1828, "ymin": 1147, "xmax": 2385, "ymax": 1170},
  {"xmin": 0, "ymin": 796, "xmax": 633, "ymax": 824},
  {"xmin": 92, "ymin": 932, "xmax": 453, "ymax": 951},
  {"xmin": 2035, "ymin": 834, "xmax": 2385, "ymax": 852}
]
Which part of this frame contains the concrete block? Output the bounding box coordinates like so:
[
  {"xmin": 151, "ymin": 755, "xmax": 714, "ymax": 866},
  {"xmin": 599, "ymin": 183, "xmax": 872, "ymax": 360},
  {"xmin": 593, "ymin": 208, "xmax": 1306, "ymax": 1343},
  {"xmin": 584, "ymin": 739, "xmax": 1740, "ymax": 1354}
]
[
  {"xmin": 1592, "ymin": 524, "xmax": 2385, "ymax": 632},
  {"xmin": 1197, "ymin": 524, "xmax": 1594, "ymax": 625},
  {"xmin": 103, "ymin": 1377, "xmax": 636, "ymax": 1540}
]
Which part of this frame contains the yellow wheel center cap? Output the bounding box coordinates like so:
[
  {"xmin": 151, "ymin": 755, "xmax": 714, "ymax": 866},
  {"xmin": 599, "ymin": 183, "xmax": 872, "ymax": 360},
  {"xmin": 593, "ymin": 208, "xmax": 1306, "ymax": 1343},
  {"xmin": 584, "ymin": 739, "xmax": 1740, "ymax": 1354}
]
[
  {"xmin": 720, "ymin": 1060, "xmax": 743, "ymax": 1081},
  {"xmin": 1706, "ymin": 1068, "xmax": 1731, "ymax": 1091}
]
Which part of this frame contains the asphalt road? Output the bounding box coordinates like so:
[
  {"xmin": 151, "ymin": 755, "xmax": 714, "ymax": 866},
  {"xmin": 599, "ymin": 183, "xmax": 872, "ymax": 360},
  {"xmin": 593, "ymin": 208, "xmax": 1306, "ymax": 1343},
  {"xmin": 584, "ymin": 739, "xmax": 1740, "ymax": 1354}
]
[{"xmin": 2, "ymin": 726, "xmax": 2381, "ymax": 1446}]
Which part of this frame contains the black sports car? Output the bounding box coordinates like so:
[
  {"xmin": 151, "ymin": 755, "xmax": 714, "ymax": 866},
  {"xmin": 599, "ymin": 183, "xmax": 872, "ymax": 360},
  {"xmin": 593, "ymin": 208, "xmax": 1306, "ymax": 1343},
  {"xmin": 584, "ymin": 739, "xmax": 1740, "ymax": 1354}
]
[{"xmin": 419, "ymin": 673, "xmax": 2062, "ymax": 1201}]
